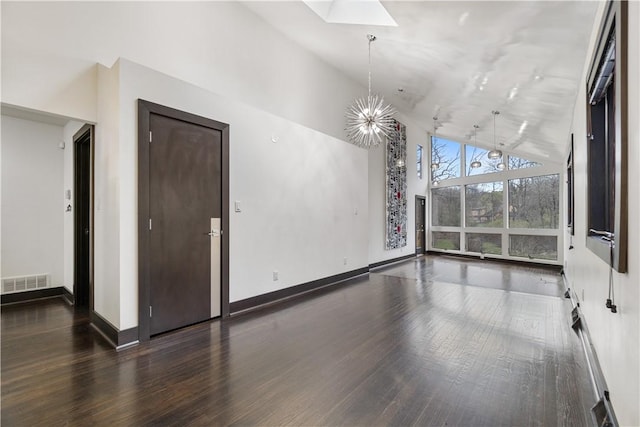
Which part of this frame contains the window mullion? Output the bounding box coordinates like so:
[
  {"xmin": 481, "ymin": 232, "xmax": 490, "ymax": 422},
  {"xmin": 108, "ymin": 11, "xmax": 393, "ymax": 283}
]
[{"xmin": 503, "ymin": 177, "xmax": 509, "ymax": 257}]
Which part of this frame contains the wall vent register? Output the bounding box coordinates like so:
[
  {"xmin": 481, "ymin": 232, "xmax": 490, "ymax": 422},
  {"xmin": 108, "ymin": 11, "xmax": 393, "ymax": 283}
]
[{"xmin": 2, "ymin": 274, "xmax": 49, "ymax": 293}]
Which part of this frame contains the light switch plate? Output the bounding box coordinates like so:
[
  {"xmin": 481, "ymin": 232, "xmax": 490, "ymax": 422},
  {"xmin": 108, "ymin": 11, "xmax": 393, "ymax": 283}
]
[{"xmin": 235, "ymin": 201, "xmax": 241, "ymax": 212}]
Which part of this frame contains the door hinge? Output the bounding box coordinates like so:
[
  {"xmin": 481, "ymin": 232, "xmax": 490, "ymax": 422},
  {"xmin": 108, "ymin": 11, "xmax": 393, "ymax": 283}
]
[
  {"xmin": 149, "ymin": 306, "xmax": 153, "ymax": 317},
  {"xmin": 149, "ymin": 131, "xmax": 153, "ymax": 143},
  {"xmin": 149, "ymin": 218, "xmax": 152, "ymax": 230}
]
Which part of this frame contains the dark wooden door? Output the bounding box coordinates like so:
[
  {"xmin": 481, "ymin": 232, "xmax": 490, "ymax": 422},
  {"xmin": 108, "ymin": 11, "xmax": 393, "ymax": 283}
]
[
  {"xmin": 74, "ymin": 128, "xmax": 92, "ymax": 308},
  {"xmin": 415, "ymin": 196, "xmax": 426, "ymax": 255},
  {"xmin": 149, "ymin": 114, "xmax": 222, "ymax": 335}
]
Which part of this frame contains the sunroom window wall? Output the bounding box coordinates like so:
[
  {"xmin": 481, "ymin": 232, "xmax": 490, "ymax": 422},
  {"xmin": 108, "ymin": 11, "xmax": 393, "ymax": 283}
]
[{"xmin": 428, "ymin": 134, "xmax": 563, "ymax": 265}]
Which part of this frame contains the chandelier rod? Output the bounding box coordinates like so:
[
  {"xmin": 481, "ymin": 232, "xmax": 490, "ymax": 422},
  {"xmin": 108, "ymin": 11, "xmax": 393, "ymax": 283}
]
[{"xmin": 367, "ymin": 34, "xmax": 375, "ymax": 98}]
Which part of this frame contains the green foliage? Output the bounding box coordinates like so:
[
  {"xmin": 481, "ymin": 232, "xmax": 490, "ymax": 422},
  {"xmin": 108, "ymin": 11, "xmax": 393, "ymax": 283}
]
[
  {"xmin": 465, "ymin": 184, "xmax": 503, "ymax": 227},
  {"xmin": 508, "ymin": 175, "xmax": 559, "ymax": 229},
  {"xmin": 433, "ymin": 232, "xmax": 460, "ymax": 250},
  {"xmin": 481, "ymin": 242, "xmax": 501, "ymax": 255},
  {"xmin": 466, "ymin": 234, "xmax": 501, "ymax": 254},
  {"xmin": 509, "ymin": 235, "xmax": 558, "ymax": 260},
  {"xmin": 432, "ymin": 187, "xmax": 461, "ymax": 226},
  {"xmin": 434, "ymin": 239, "xmax": 457, "ymax": 250}
]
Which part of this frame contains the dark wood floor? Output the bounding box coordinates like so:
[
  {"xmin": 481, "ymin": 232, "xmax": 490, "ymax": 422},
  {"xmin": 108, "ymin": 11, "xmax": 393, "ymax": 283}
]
[{"xmin": 2, "ymin": 255, "xmax": 594, "ymax": 426}]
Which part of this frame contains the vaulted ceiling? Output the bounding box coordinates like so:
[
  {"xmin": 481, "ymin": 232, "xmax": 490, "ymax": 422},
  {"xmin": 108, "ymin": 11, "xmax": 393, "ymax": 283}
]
[{"xmin": 244, "ymin": 1, "xmax": 600, "ymax": 163}]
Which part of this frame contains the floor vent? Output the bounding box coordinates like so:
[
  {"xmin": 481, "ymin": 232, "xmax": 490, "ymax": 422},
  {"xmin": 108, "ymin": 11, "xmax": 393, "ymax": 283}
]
[
  {"xmin": 591, "ymin": 397, "xmax": 615, "ymax": 427},
  {"xmin": 2, "ymin": 274, "xmax": 49, "ymax": 293}
]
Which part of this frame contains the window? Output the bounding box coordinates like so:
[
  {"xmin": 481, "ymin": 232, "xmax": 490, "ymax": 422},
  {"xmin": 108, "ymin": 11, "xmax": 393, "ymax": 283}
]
[
  {"xmin": 465, "ymin": 145, "xmax": 504, "ymax": 176},
  {"xmin": 432, "ymin": 186, "xmax": 461, "ymax": 226},
  {"xmin": 432, "ymin": 232, "xmax": 460, "ymax": 251},
  {"xmin": 509, "ymin": 235, "xmax": 557, "ymax": 261},
  {"xmin": 466, "ymin": 145, "xmax": 488, "ymax": 176},
  {"xmin": 417, "ymin": 144, "xmax": 423, "ymax": 179},
  {"xmin": 431, "ymin": 137, "xmax": 460, "ymax": 182},
  {"xmin": 466, "ymin": 233, "xmax": 501, "ymax": 255},
  {"xmin": 508, "ymin": 156, "xmax": 541, "ymax": 170},
  {"xmin": 567, "ymin": 137, "xmax": 575, "ymax": 235},
  {"xmin": 588, "ymin": 40, "xmax": 615, "ymax": 235},
  {"xmin": 508, "ymin": 175, "xmax": 559, "ymax": 229},
  {"xmin": 585, "ymin": 0, "xmax": 628, "ymax": 272},
  {"xmin": 429, "ymin": 135, "xmax": 562, "ymax": 265},
  {"xmin": 465, "ymin": 182, "xmax": 503, "ymax": 227}
]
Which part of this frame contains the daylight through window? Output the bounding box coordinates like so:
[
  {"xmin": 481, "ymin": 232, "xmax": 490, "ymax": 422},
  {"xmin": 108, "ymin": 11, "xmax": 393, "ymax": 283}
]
[{"xmin": 429, "ymin": 134, "xmax": 561, "ymax": 263}]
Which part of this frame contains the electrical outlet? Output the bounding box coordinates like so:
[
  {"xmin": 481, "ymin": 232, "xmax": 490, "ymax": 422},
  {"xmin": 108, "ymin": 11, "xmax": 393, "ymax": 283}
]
[
  {"xmin": 343, "ymin": 257, "xmax": 347, "ymax": 265},
  {"xmin": 273, "ymin": 271, "xmax": 278, "ymax": 281}
]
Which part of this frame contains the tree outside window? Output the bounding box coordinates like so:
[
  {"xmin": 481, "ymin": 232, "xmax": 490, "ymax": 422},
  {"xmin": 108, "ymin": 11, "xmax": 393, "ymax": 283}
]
[
  {"xmin": 508, "ymin": 175, "xmax": 559, "ymax": 229},
  {"xmin": 431, "ymin": 137, "xmax": 460, "ymax": 182}
]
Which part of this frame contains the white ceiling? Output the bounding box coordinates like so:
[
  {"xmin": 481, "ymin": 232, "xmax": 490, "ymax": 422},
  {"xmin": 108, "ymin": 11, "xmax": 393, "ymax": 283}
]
[
  {"xmin": 1, "ymin": 103, "xmax": 73, "ymax": 127},
  {"xmin": 243, "ymin": 1, "xmax": 599, "ymax": 163}
]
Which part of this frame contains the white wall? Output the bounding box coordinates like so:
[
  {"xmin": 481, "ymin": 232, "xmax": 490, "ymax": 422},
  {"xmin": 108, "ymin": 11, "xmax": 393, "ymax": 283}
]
[
  {"xmin": 564, "ymin": 2, "xmax": 640, "ymax": 425},
  {"xmin": 2, "ymin": 2, "xmax": 373, "ymax": 328},
  {"xmin": 93, "ymin": 63, "xmax": 121, "ymax": 326},
  {"xmin": 1, "ymin": 115, "xmax": 64, "ymax": 289},
  {"xmin": 368, "ymin": 112, "xmax": 429, "ymax": 264},
  {"xmin": 1, "ymin": 1, "xmax": 363, "ymax": 142},
  {"xmin": 116, "ymin": 59, "xmax": 369, "ymax": 329}
]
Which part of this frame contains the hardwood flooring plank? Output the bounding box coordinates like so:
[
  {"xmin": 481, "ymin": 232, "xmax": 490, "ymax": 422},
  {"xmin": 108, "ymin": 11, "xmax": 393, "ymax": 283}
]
[{"xmin": 2, "ymin": 255, "xmax": 594, "ymax": 426}]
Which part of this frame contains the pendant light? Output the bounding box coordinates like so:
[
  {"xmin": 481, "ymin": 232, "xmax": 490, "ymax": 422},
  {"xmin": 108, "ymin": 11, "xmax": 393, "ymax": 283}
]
[
  {"xmin": 470, "ymin": 124, "xmax": 482, "ymax": 169},
  {"xmin": 487, "ymin": 110, "xmax": 503, "ymax": 160},
  {"xmin": 345, "ymin": 34, "xmax": 396, "ymax": 148}
]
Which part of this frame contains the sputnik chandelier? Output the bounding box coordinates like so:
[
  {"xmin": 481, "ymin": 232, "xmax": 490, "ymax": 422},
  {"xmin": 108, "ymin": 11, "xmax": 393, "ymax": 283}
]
[{"xmin": 345, "ymin": 34, "xmax": 395, "ymax": 148}]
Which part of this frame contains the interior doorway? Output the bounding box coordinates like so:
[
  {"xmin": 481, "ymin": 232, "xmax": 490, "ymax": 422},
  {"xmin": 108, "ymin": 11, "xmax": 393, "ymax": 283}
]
[
  {"xmin": 138, "ymin": 100, "xmax": 230, "ymax": 340},
  {"xmin": 415, "ymin": 195, "xmax": 426, "ymax": 255},
  {"xmin": 73, "ymin": 125, "xmax": 94, "ymax": 309}
]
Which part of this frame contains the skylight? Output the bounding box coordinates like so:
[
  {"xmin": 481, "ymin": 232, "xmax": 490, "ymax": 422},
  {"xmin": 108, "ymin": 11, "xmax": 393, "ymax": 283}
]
[{"xmin": 303, "ymin": 0, "xmax": 398, "ymax": 26}]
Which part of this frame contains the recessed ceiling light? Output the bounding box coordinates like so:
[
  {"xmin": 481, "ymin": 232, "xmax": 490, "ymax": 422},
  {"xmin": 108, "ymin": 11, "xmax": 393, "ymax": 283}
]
[
  {"xmin": 518, "ymin": 120, "xmax": 528, "ymax": 135},
  {"xmin": 458, "ymin": 12, "xmax": 470, "ymax": 26}
]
